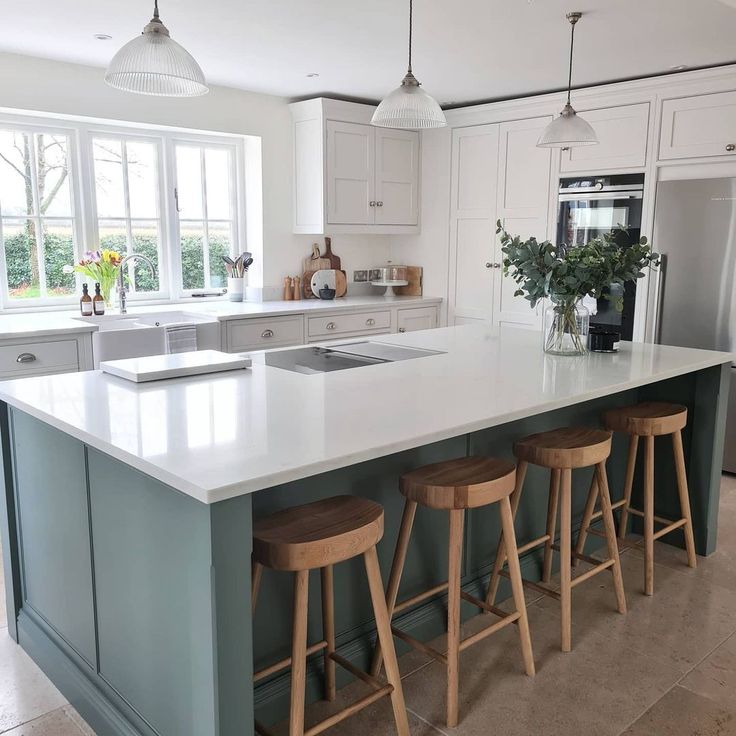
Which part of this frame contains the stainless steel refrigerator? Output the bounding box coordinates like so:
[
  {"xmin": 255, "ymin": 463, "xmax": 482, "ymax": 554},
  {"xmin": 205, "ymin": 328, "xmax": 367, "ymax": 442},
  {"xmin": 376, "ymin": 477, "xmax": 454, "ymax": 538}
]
[{"xmin": 652, "ymin": 177, "xmax": 736, "ymax": 472}]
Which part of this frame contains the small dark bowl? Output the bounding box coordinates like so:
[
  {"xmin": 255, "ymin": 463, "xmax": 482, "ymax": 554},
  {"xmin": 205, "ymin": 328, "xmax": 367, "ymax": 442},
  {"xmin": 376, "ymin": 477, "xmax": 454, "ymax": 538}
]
[{"xmin": 319, "ymin": 287, "xmax": 336, "ymax": 300}]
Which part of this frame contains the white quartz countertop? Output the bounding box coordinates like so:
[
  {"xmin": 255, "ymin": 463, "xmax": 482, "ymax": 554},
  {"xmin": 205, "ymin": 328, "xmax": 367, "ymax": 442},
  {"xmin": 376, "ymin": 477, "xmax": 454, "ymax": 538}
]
[
  {"xmin": 0, "ymin": 295, "xmax": 442, "ymax": 339},
  {"xmin": 0, "ymin": 325, "xmax": 730, "ymax": 504}
]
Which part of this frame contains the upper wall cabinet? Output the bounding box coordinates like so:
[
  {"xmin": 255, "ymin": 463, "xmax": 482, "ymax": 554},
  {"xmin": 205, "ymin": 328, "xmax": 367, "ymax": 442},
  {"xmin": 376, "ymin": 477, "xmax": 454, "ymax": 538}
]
[
  {"xmin": 560, "ymin": 103, "xmax": 650, "ymax": 172},
  {"xmin": 659, "ymin": 91, "xmax": 736, "ymax": 160},
  {"xmin": 290, "ymin": 98, "xmax": 420, "ymax": 235}
]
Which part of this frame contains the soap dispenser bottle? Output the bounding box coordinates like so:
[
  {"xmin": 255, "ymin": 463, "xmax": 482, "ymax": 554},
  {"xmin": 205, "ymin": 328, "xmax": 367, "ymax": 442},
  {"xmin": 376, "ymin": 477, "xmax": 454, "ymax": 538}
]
[
  {"xmin": 92, "ymin": 282, "xmax": 105, "ymax": 316},
  {"xmin": 80, "ymin": 283, "xmax": 93, "ymax": 316}
]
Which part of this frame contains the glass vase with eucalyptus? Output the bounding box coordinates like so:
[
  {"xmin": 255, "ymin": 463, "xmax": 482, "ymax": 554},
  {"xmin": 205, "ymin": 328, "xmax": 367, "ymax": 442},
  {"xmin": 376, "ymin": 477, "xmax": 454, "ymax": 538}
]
[{"xmin": 543, "ymin": 298, "xmax": 590, "ymax": 356}]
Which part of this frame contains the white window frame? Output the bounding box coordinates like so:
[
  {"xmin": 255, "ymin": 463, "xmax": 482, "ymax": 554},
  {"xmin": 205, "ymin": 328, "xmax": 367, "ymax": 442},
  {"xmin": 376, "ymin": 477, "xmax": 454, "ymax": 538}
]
[
  {"xmin": 0, "ymin": 111, "xmax": 248, "ymax": 310},
  {"xmin": 171, "ymin": 136, "xmax": 242, "ymax": 296}
]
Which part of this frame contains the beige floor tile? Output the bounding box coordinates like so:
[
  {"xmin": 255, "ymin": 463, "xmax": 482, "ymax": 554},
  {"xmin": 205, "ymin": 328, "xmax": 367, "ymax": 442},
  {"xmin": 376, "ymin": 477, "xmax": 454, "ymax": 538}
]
[
  {"xmin": 680, "ymin": 633, "xmax": 736, "ymax": 711},
  {"xmin": 0, "ymin": 707, "xmax": 88, "ymax": 735},
  {"xmin": 535, "ymin": 551, "xmax": 736, "ymax": 675},
  {"xmin": 0, "ymin": 632, "xmax": 67, "ymax": 733},
  {"xmin": 61, "ymin": 706, "xmax": 96, "ymax": 736},
  {"xmin": 398, "ymin": 602, "xmax": 679, "ymax": 736},
  {"xmin": 620, "ymin": 685, "xmax": 736, "ymax": 736}
]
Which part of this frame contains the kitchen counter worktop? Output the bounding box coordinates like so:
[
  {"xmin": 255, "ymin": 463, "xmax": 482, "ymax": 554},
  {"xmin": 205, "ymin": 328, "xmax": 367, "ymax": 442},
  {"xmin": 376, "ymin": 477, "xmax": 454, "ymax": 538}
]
[
  {"xmin": 0, "ymin": 295, "xmax": 442, "ymax": 339},
  {"xmin": 0, "ymin": 324, "xmax": 730, "ymax": 504}
]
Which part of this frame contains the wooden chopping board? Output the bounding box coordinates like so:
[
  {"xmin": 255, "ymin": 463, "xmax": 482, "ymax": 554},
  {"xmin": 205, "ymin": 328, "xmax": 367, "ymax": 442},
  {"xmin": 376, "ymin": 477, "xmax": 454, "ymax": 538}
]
[
  {"xmin": 322, "ymin": 237, "xmax": 341, "ymax": 270},
  {"xmin": 303, "ymin": 243, "xmax": 332, "ymax": 273}
]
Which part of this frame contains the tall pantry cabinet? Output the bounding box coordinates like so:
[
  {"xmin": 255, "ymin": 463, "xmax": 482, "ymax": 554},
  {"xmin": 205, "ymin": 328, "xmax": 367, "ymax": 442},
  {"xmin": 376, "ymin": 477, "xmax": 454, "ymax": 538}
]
[{"xmin": 448, "ymin": 115, "xmax": 553, "ymax": 328}]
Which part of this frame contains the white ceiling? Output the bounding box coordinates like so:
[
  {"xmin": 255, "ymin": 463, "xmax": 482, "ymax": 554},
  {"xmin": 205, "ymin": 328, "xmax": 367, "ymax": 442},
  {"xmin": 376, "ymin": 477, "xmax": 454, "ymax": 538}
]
[{"xmin": 2, "ymin": 0, "xmax": 736, "ymax": 106}]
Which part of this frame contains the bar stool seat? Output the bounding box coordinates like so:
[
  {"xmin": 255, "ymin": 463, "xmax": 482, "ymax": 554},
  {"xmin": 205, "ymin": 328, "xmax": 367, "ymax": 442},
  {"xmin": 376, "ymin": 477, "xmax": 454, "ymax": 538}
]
[
  {"xmin": 252, "ymin": 496, "xmax": 409, "ymax": 736},
  {"xmin": 372, "ymin": 456, "xmax": 535, "ymax": 729},
  {"xmin": 253, "ymin": 496, "xmax": 383, "ymax": 571},
  {"xmin": 487, "ymin": 426, "xmax": 627, "ymax": 653},
  {"xmin": 575, "ymin": 402, "xmax": 696, "ymax": 597},
  {"xmin": 514, "ymin": 427, "xmax": 612, "ymax": 468}
]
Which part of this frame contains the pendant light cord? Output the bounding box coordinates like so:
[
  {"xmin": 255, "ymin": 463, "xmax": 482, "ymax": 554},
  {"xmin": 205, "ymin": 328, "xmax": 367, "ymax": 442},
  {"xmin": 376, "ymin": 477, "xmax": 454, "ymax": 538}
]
[
  {"xmin": 407, "ymin": 0, "xmax": 413, "ymax": 73},
  {"xmin": 153, "ymin": 0, "xmax": 160, "ymax": 20},
  {"xmin": 566, "ymin": 16, "xmax": 576, "ymax": 105}
]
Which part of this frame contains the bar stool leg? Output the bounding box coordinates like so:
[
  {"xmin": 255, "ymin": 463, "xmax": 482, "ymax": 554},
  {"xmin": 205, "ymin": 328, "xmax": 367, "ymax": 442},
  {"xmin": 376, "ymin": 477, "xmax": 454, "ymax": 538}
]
[
  {"xmin": 252, "ymin": 561, "xmax": 264, "ymax": 614},
  {"xmin": 447, "ymin": 509, "xmax": 464, "ymax": 729},
  {"xmin": 573, "ymin": 475, "xmax": 598, "ymax": 567},
  {"xmin": 486, "ymin": 461, "xmax": 527, "ymax": 608},
  {"xmin": 542, "ymin": 469, "xmax": 560, "ymax": 582},
  {"xmin": 363, "ymin": 546, "xmax": 411, "ymax": 736},
  {"xmin": 644, "ymin": 435, "xmax": 655, "ymax": 596},
  {"xmin": 560, "ymin": 468, "xmax": 572, "ymax": 653},
  {"xmin": 320, "ymin": 565, "xmax": 336, "ymax": 701},
  {"xmin": 595, "ymin": 462, "xmax": 627, "ymax": 615},
  {"xmin": 290, "ymin": 570, "xmax": 309, "ymax": 736},
  {"xmin": 499, "ymin": 495, "xmax": 535, "ymax": 676},
  {"xmin": 618, "ymin": 434, "xmax": 639, "ymax": 539},
  {"xmin": 370, "ymin": 499, "xmax": 417, "ymax": 677},
  {"xmin": 672, "ymin": 429, "xmax": 697, "ymax": 568}
]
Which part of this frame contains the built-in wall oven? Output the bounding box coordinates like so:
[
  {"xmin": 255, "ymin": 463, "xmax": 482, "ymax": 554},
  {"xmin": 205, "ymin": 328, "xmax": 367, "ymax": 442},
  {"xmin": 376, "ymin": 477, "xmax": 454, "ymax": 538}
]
[{"xmin": 557, "ymin": 174, "xmax": 644, "ymax": 341}]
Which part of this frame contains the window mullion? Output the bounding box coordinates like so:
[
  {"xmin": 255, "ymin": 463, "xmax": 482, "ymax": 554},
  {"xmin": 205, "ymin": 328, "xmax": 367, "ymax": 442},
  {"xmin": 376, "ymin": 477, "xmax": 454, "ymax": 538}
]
[
  {"xmin": 27, "ymin": 135, "xmax": 47, "ymax": 299},
  {"xmin": 200, "ymin": 147, "xmax": 211, "ymax": 290},
  {"xmin": 120, "ymin": 140, "xmax": 136, "ymax": 293}
]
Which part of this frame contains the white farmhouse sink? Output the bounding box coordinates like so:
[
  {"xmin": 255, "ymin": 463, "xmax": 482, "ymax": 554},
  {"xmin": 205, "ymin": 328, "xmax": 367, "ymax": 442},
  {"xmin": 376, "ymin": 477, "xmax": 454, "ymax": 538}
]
[{"xmin": 74, "ymin": 312, "xmax": 221, "ymax": 367}]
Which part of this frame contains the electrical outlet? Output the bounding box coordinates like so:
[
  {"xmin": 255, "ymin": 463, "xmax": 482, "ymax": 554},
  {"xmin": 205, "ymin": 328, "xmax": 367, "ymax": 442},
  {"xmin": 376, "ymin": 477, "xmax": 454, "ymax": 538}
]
[{"xmin": 353, "ymin": 270, "xmax": 368, "ymax": 282}]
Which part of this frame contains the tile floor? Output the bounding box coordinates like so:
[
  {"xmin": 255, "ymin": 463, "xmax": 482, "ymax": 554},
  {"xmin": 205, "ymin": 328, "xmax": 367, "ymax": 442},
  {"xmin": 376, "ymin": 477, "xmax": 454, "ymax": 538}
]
[{"xmin": 1, "ymin": 476, "xmax": 736, "ymax": 735}]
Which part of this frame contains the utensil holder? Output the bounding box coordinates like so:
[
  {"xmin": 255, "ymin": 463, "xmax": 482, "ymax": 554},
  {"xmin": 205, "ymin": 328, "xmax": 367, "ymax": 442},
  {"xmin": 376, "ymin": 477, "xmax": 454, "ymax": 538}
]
[{"xmin": 228, "ymin": 277, "xmax": 245, "ymax": 302}]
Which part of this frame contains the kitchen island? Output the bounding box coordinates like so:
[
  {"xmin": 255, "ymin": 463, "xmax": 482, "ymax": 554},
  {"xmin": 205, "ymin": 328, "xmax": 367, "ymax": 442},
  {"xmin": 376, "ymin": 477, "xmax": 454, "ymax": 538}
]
[{"xmin": 0, "ymin": 325, "xmax": 730, "ymax": 736}]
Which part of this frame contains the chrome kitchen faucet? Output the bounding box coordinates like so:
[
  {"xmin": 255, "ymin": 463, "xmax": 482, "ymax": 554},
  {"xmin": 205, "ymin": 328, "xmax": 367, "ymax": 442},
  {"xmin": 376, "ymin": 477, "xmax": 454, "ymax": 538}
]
[{"xmin": 117, "ymin": 254, "xmax": 156, "ymax": 315}]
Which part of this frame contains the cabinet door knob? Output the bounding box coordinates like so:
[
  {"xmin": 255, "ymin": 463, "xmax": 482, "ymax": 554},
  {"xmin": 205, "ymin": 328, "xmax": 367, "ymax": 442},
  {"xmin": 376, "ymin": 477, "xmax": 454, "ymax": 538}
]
[
  {"xmin": 398, "ymin": 327, "xmax": 406, "ymax": 333},
  {"xmin": 369, "ymin": 200, "xmax": 376, "ymax": 207},
  {"xmin": 493, "ymin": 262, "xmax": 502, "ymax": 269},
  {"xmin": 485, "ymin": 262, "xmax": 492, "ymax": 268},
  {"xmin": 261, "ymin": 329, "xmax": 274, "ymax": 338},
  {"xmin": 326, "ymin": 322, "xmax": 336, "ymax": 330},
  {"xmin": 376, "ymin": 201, "xmax": 383, "ymax": 207},
  {"xmin": 727, "ymin": 144, "xmax": 735, "ymax": 152},
  {"xmin": 366, "ymin": 318, "xmax": 375, "ymax": 326},
  {"xmin": 16, "ymin": 352, "xmax": 36, "ymax": 364}
]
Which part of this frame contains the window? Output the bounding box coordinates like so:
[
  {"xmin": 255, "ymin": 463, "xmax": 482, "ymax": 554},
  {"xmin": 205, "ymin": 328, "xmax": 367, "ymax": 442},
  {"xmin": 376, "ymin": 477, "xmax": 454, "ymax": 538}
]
[
  {"xmin": 91, "ymin": 136, "xmax": 163, "ymax": 294},
  {"xmin": 0, "ymin": 113, "xmax": 247, "ymax": 309},
  {"xmin": 174, "ymin": 143, "xmax": 237, "ymax": 292},
  {"xmin": 0, "ymin": 128, "xmax": 79, "ymax": 302}
]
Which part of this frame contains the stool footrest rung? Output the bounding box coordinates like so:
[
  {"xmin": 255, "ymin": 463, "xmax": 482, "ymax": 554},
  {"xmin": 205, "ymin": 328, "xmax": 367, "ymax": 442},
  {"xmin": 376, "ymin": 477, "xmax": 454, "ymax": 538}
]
[
  {"xmin": 393, "ymin": 582, "xmax": 449, "ymax": 615},
  {"xmin": 330, "ymin": 653, "xmax": 387, "ymax": 691},
  {"xmin": 254, "ymin": 640, "xmax": 328, "ymax": 682},
  {"xmin": 570, "ymin": 559, "xmax": 615, "ymax": 588},
  {"xmin": 460, "ymin": 590, "xmax": 519, "ymax": 621},
  {"xmin": 517, "ymin": 534, "xmax": 550, "ymax": 555},
  {"xmin": 551, "ymin": 544, "xmax": 606, "ymax": 568},
  {"xmin": 391, "ymin": 625, "xmax": 448, "ymax": 665},
  {"xmin": 499, "ymin": 570, "xmax": 561, "ymax": 600},
  {"xmin": 458, "ymin": 611, "xmax": 521, "ymax": 652},
  {"xmin": 625, "ymin": 507, "xmax": 684, "ymax": 529},
  {"xmin": 653, "ymin": 517, "xmax": 688, "ymax": 540},
  {"xmin": 304, "ymin": 685, "xmax": 394, "ymax": 736}
]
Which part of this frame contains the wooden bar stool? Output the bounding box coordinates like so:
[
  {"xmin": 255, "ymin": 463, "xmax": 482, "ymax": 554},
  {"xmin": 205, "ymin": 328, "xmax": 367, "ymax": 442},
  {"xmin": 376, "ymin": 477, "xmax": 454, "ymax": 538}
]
[
  {"xmin": 370, "ymin": 456, "xmax": 535, "ymax": 729},
  {"xmin": 251, "ymin": 496, "xmax": 410, "ymax": 736},
  {"xmin": 486, "ymin": 427, "xmax": 627, "ymax": 653},
  {"xmin": 575, "ymin": 402, "xmax": 697, "ymax": 596}
]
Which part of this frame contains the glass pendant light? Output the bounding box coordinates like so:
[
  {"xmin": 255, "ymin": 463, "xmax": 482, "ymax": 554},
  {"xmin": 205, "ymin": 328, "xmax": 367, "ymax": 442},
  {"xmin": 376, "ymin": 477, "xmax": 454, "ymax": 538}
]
[
  {"xmin": 105, "ymin": 0, "xmax": 208, "ymax": 97},
  {"xmin": 537, "ymin": 12, "xmax": 597, "ymax": 148},
  {"xmin": 371, "ymin": 0, "xmax": 446, "ymax": 129}
]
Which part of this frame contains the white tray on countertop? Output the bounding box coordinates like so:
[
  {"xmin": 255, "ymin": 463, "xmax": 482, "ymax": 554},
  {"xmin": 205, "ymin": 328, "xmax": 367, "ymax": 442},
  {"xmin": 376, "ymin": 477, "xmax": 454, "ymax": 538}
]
[{"xmin": 100, "ymin": 350, "xmax": 252, "ymax": 383}]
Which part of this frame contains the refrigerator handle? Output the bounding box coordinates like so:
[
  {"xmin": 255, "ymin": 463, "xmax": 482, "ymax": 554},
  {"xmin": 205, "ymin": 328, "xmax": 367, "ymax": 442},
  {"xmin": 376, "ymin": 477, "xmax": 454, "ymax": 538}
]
[{"xmin": 651, "ymin": 253, "xmax": 667, "ymax": 344}]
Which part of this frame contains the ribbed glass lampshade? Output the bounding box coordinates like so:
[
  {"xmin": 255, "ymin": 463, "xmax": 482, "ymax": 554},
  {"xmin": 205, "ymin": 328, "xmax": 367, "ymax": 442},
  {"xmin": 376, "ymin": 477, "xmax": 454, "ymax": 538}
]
[
  {"xmin": 537, "ymin": 103, "xmax": 598, "ymax": 148},
  {"xmin": 371, "ymin": 72, "xmax": 446, "ymax": 130},
  {"xmin": 105, "ymin": 17, "xmax": 208, "ymax": 97}
]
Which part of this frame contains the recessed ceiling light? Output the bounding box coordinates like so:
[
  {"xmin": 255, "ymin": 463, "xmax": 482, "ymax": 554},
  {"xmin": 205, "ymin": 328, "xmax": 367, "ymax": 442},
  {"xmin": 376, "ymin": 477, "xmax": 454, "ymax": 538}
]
[
  {"xmin": 670, "ymin": 64, "xmax": 688, "ymax": 71},
  {"xmin": 94, "ymin": 33, "xmax": 112, "ymax": 40},
  {"xmin": 306, "ymin": 73, "xmax": 319, "ymax": 78}
]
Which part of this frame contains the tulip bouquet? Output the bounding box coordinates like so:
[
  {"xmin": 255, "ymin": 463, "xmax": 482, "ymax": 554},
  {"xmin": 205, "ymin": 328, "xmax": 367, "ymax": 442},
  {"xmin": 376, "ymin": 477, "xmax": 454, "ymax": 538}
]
[{"xmin": 64, "ymin": 250, "xmax": 123, "ymax": 307}]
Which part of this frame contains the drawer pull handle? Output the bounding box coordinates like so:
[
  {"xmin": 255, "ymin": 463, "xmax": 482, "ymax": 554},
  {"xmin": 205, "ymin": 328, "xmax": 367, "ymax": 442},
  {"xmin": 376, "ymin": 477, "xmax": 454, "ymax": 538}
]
[
  {"xmin": 326, "ymin": 322, "xmax": 336, "ymax": 330},
  {"xmin": 727, "ymin": 144, "xmax": 736, "ymax": 152},
  {"xmin": 261, "ymin": 329, "xmax": 274, "ymax": 338},
  {"xmin": 16, "ymin": 352, "xmax": 37, "ymax": 364},
  {"xmin": 366, "ymin": 318, "xmax": 376, "ymax": 326}
]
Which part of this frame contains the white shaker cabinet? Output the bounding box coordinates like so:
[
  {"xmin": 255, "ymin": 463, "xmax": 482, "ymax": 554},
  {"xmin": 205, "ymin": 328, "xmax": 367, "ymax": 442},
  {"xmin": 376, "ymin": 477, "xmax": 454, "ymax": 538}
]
[
  {"xmin": 560, "ymin": 103, "xmax": 650, "ymax": 172},
  {"xmin": 659, "ymin": 91, "xmax": 736, "ymax": 160},
  {"xmin": 396, "ymin": 306, "xmax": 439, "ymax": 333},
  {"xmin": 291, "ymin": 98, "xmax": 420, "ymax": 234},
  {"xmin": 449, "ymin": 116, "xmax": 551, "ymax": 329}
]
